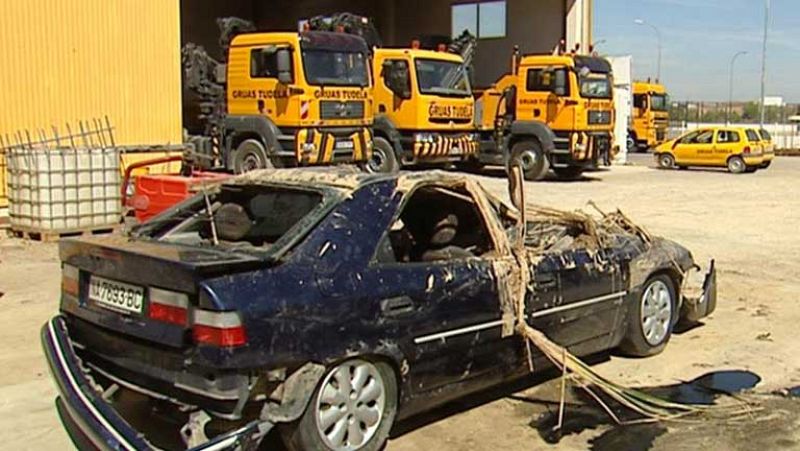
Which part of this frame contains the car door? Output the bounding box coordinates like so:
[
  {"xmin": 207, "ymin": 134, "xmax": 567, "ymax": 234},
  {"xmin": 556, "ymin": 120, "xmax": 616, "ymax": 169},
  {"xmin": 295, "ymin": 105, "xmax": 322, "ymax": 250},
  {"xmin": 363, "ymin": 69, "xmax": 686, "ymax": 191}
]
[
  {"xmin": 526, "ymin": 246, "xmax": 627, "ymax": 353},
  {"xmin": 364, "ymin": 182, "xmax": 516, "ymax": 393},
  {"xmin": 673, "ymin": 129, "xmax": 714, "ymax": 165},
  {"xmin": 712, "ymin": 129, "xmax": 740, "ymax": 164}
]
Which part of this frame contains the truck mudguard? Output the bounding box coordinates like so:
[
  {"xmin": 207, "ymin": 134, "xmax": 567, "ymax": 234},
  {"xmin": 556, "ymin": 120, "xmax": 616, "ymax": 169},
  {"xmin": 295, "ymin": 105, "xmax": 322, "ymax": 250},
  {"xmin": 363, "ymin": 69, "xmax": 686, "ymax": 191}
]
[
  {"xmin": 372, "ymin": 115, "xmax": 404, "ymax": 155},
  {"xmin": 223, "ymin": 115, "xmax": 284, "ymax": 166},
  {"xmin": 510, "ymin": 120, "xmax": 557, "ymax": 153}
]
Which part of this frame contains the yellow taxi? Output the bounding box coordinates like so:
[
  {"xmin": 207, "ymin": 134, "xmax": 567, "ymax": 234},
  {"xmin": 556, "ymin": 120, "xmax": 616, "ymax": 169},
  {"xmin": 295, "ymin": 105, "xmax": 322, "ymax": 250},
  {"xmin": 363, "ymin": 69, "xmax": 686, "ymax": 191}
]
[
  {"xmin": 757, "ymin": 128, "xmax": 775, "ymax": 168},
  {"xmin": 654, "ymin": 126, "xmax": 764, "ymax": 173}
]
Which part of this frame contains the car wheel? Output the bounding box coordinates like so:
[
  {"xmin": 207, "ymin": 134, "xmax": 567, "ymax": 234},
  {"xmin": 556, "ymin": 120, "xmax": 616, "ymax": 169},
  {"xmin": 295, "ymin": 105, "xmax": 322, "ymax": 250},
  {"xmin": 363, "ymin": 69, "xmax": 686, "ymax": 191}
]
[
  {"xmin": 727, "ymin": 156, "xmax": 746, "ymax": 174},
  {"xmin": 509, "ymin": 139, "xmax": 549, "ymax": 181},
  {"xmin": 365, "ymin": 137, "xmax": 399, "ymax": 174},
  {"xmin": 760, "ymin": 161, "xmax": 772, "ymax": 169},
  {"xmin": 232, "ymin": 139, "xmax": 273, "ymax": 174},
  {"xmin": 657, "ymin": 153, "xmax": 675, "ymax": 169},
  {"xmin": 745, "ymin": 166, "xmax": 758, "ymax": 173},
  {"xmin": 620, "ymin": 275, "xmax": 676, "ymax": 357},
  {"xmin": 553, "ymin": 167, "xmax": 584, "ymax": 180},
  {"xmin": 282, "ymin": 359, "xmax": 398, "ymax": 451}
]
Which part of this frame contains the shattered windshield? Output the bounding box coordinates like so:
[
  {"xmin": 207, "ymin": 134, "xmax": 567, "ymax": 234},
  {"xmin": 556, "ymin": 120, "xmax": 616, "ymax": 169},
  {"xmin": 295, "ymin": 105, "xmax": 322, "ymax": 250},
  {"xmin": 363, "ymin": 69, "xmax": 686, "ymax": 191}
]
[
  {"xmin": 579, "ymin": 73, "xmax": 612, "ymax": 99},
  {"xmin": 651, "ymin": 94, "xmax": 668, "ymax": 111},
  {"xmin": 303, "ymin": 50, "xmax": 369, "ymax": 87},
  {"xmin": 414, "ymin": 58, "xmax": 471, "ymax": 97},
  {"xmin": 134, "ymin": 185, "xmax": 331, "ymax": 255}
]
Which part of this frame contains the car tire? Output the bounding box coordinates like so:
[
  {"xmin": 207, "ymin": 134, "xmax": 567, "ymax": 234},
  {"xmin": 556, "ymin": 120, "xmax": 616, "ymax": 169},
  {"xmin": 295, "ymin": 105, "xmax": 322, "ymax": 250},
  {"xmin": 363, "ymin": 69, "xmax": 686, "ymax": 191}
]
[
  {"xmin": 282, "ymin": 359, "xmax": 398, "ymax": 451},
  {"xmin": 620, "ymin": 275, "xmax": 677, "ymax": 357},
  {"xmin": 365, "ymin": 137, "xmax": 399, "ymax": 174},
  {"xmin": 727, "ymin": 156, "xmax": 746, "ymax": 174},
  {"xmin": 760, "ymin": 161, "xmax": 772, "ymax": 169},
  {"xmin": 657, "ymin": 153, "xmax": 675, "ymax": 169},
  {"xmin": 508, "ymin": 139, "xmax": 549, "ymax": 181},
  {"xmin": 745, "ymin": 166, "xmax": 758, "ymax": 173},
  {"xmin": 232, "ymin": 139, "xmax": 273, "ymax": 174},
  {"xmin": 553, "ymin": 167, "xmax": 584, "ymax": 180}
]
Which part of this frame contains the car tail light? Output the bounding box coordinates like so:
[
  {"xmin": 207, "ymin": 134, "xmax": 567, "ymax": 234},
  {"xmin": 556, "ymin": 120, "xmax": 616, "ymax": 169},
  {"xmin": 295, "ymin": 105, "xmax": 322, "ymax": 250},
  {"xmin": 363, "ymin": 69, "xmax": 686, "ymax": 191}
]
[
  {"xmin": 743, "ymin": 146, "xmax": 751, "ymax": 154},
  {"xmin": 192, "ymin": 310, "xmax": 247, "ymax": 347},
  {"xmin": 149, "ymin": 288, "xmax": 189, "ymax": 326},
  {"xmin": 62, "ymin": 264, "xmax": 79, "ymax": 297}
]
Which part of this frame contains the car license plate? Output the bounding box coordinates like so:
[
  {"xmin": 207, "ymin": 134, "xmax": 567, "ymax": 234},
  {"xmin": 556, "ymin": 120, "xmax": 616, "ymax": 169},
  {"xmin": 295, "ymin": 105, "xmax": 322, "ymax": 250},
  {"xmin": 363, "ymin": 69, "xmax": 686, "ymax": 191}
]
[
  {"xmin": 335, "ymin": 140, "xmax": 354, "ymax": 150},
  {"xmin": 88, "ymin": 276, "xmax": 145, "ymax": 315}
]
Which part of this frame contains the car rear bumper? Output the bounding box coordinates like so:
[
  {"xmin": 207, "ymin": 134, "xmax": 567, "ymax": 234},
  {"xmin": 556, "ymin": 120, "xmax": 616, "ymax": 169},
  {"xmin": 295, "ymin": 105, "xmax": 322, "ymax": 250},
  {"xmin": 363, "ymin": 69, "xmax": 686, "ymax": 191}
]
[{"xmin": 41, "ymin": 316, "xmax": 267, "ymax": 451}]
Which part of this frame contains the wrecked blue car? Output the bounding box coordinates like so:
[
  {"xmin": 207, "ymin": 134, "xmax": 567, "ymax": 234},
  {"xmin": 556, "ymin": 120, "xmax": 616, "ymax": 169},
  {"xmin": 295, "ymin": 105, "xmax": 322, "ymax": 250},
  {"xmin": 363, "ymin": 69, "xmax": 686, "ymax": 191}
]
[{"xmin": 42, "ymin": 168, "xmax": 716, "ymax": 450}]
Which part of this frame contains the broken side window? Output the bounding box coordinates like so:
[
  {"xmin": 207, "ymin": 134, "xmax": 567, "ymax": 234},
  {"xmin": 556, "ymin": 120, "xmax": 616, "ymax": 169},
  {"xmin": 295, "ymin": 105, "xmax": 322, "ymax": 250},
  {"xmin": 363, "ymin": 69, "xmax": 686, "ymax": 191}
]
[{"xmin": 375, "ymin": 184, "xmax": 495, "ymax": 263}]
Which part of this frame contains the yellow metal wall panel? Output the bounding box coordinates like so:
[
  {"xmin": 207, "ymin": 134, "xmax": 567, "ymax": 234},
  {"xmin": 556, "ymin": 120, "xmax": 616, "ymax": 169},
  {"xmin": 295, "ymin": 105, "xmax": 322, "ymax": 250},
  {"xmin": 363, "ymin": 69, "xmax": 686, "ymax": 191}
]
[
  {"xmin": 0, "ymin": 150, "xmax": 6, "ymax": 208},
  {"xmin": 0, "ymin": 0, "xmax": 182, "ymax": 147}
]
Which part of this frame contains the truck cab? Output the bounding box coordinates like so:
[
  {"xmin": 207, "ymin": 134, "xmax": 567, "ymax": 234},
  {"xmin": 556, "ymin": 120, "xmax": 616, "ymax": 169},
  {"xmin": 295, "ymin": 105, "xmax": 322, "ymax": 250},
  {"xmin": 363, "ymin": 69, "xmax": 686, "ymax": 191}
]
[
  {"xmin": 369, "ymin": 48, "xmax": 478, "ymax": 173},
  {"xmin": 475, "ymin": 54, "xmax": 615, "ymax": 180},
  {"xmin": 629, "ymin": 81, "xmax": 669, "ymax": 152},
  {"xmin": 190, "ymin": 30, "xmax": 375, "ymax": 173}
]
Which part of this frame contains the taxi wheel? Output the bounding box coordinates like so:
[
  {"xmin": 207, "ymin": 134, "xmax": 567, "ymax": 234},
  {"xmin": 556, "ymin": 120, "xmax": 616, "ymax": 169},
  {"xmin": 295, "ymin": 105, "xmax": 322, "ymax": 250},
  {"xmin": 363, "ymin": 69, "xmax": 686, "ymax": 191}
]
[
  {"xmin": 365, "ymin": 137, "xmax": 399, "ymax": 174},
  {"xmin": 760, "ymin": 161, "xmax": 772, "ymax": 169},
  {"xmin": 657, "ymin": 153, "xmax": 675, "ymax": 169},
  {"xmin": 727, "ymin": 156, "xmax": 746, "ymax": 174}
]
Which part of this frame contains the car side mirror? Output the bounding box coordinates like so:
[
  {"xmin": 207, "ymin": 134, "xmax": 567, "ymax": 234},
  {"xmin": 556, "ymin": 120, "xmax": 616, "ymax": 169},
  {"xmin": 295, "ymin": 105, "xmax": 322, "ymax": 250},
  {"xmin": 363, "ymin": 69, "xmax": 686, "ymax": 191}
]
[
  {"xmin": 554, "ymin": 70, "xmax": 567, "ymax": 96},
  {"xmin": 276, "ymin": 48, "xmax": 292, "ymax": 85},
  {"xmin": 382, "ymin": 60, "xmax": 411, "ymax": 100}
]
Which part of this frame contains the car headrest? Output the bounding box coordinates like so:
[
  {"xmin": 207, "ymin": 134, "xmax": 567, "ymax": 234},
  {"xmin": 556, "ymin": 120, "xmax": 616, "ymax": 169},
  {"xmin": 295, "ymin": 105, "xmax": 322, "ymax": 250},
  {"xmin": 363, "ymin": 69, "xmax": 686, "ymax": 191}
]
[
  {"xmin": 429, "ymin": 214, "xmax": 459, "ymax": 246},
  {"xmin": 214, "ymin": 203, "xmax": 252, "ymax": 242}
]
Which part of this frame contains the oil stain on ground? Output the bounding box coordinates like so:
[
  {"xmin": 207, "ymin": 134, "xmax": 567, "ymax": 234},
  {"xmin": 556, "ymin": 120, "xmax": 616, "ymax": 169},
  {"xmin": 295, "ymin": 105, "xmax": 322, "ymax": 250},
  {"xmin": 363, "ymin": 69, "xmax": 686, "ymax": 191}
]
[{"xmin": 531, "ymin": 370, "xmax": 762, "ymax": 451}]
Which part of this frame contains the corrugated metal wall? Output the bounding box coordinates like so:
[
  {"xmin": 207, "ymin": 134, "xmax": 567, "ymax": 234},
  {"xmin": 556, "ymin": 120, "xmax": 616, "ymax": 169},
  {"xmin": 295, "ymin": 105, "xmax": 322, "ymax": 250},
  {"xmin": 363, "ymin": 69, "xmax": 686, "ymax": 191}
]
[{"xmin": 0, "ymin": 0, "xmax": 183, "ymax": 207}]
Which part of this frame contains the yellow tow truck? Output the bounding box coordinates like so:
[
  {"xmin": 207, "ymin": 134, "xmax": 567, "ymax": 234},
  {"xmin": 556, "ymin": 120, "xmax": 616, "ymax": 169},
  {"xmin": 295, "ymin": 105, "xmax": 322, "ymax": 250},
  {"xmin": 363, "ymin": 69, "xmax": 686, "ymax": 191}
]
[
  {"xmin": 307, "ymin": 13, "xmax": 479, "ymax": 173},
  {"xmin": 628, "ymin": 81, "xmax": 669, "ymax": 152},
  {"xmin": 183, "ymin": 18, "xmax": 374, "ymax": 173},
  {"xmin": 473, "ymin": 49, "xmax": 616, "ymax": 180}
]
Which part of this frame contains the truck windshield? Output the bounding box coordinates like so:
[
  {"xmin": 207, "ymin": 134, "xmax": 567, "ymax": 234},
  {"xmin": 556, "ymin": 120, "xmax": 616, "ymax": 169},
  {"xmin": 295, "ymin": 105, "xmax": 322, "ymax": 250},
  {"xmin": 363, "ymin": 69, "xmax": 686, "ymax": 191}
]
[
  {"xmin": 303, "ymin": 50, "xmax": 369, "ymax": 87},
  {"xmin": 651, "ymin": 94, "xmax": 668, "ymax": 111},
  {"xmin": 414, "ymin": 59, "xmax": 471, "ymax": 97},
  {"xmin": 579, "ymin": 73, "xmax": 612, "ymax": 99}
]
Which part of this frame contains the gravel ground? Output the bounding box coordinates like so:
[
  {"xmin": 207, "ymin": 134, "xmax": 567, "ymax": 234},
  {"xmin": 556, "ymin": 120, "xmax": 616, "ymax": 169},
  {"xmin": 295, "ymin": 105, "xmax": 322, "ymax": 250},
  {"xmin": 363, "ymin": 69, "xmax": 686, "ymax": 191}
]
[{"xmin": 1, "ymin": 155, "xmax": 799, "ymax": 450}]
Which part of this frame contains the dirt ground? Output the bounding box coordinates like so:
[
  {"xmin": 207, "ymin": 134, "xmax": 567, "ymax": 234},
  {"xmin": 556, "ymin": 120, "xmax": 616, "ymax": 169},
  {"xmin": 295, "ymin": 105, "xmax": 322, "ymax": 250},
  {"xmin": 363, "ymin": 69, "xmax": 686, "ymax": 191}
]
[{"xmin": 1, "ymin": 155, "xmax": 799, "ymax": 450}]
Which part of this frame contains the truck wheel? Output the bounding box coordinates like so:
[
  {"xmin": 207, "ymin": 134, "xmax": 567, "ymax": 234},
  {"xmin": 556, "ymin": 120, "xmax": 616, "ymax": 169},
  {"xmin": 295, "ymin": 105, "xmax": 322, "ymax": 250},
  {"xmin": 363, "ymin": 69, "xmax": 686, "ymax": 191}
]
[
  {"xmin": 627, "ymin": 133, "xmax": 636, "ymax": 152},
  {"xmin": 281, "ymin": 359, "xmax": 398, "ymax": 451},
  {"xmin": 365, "ymin": 137, "xmax": 399, "ymax": 174},
  {"xmin": 553, "ymin": 167, "xmax": 584, "ymax": 180},
  {"xmin": 657, "ymin": 153, "xmax": 675, "ymax": 169},
  {"xmin": 620, "ymin": 275, "xmax": 677, "ymax": 357},
  {"xmin": 727, "ymin": 156, "xmax": 746, "ymax": 174},
  {"xmin": 232, "ymin": 139, "xmax": 273, "ymax": 174},
  {"xmin": 509, "ymin": 139, "xmax": 549, "ymax": 181}
]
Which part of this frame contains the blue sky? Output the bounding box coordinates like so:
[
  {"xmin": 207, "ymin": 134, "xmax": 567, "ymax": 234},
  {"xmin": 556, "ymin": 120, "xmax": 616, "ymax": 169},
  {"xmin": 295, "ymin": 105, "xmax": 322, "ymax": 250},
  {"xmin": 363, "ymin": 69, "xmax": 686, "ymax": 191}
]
[{"xmin": 595, "ymin": 0, "xmax": 799, "ymax": 102}]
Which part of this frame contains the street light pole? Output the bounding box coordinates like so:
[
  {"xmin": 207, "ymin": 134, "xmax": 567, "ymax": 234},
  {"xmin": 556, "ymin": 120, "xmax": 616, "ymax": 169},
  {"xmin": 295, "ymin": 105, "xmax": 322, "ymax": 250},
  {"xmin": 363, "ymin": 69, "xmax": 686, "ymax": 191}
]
[
  {"xmin": 728, "ymin": 51, "xmax": 747, "ymax": 124},
  {"xmin": 759, "ymin": 0, "xmax": 770, "ymax": 126},
  {"xmin": 634, "ymin": 19, "xmax": 662, "ymax": 81}
]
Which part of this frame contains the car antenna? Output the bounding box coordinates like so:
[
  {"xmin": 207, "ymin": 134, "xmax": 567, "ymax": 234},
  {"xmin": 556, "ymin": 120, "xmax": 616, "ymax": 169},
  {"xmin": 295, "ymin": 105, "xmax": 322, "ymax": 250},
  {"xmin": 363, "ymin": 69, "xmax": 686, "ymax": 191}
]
[{"xmin": 200, "ymin": 182, "xmax": 219, "ymax": 245}]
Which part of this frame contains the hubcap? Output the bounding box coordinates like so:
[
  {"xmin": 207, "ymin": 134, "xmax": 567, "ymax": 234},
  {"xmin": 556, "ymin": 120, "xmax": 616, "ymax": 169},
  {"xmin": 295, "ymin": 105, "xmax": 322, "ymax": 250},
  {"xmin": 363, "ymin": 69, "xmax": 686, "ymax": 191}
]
[
  {"xmin": 730, "ymin": 159, "xmax": 743, "ymax": 172},
  {"xmin": 315, "ymin": 360, "xmax": 385, "ymax": 450},
  {"xmin": 660, "ymin": 155, "xmax": 673, "ymax": 168},
  {"xmin": 242, "ymin": 153, "xmax": 261, "ymax": 172},
  {"xmin": 367, "ymin": 150, "xmax": 386, "ymax": 173},
  {"xmin": 516, "ymin": 149, "xmax": 538, "ymax": 171},
  {"xmin": 641, "ymin": 280, "xmax": 672, "ymax": 346}
]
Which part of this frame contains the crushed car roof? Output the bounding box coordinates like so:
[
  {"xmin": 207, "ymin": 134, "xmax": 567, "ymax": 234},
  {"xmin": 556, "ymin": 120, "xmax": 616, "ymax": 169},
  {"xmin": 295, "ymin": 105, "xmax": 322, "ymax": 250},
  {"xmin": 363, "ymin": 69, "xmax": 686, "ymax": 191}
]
[{"xmin": 229, "ymin": 167, "xmax": 474, "ymax": 192}]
